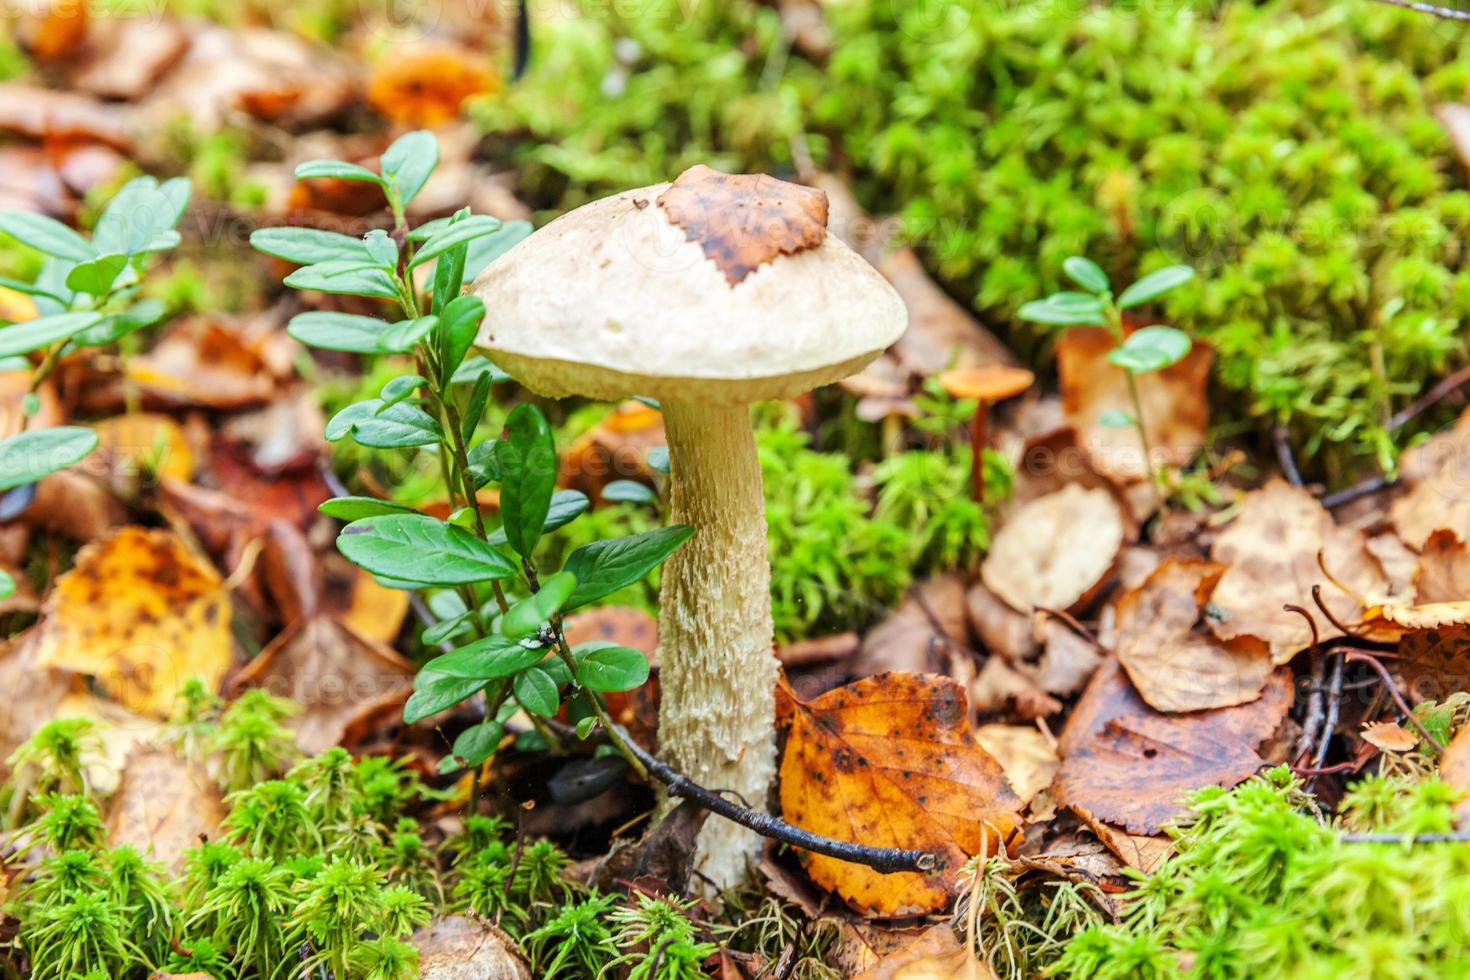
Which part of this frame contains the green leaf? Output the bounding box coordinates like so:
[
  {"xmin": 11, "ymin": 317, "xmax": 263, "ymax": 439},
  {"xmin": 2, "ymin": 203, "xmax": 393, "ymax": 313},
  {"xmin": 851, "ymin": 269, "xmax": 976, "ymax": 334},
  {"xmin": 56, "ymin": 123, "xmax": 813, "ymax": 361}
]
[
  {"xmin": 64, "ymin": 253, "xmax": 130, "ymax": 296},
  {"xmin": 338, "ymin": 514, "xmax": 518, "ymax": 585},
  {"xmin": 287, "ymin": 312, "xmax": 390, "ymax": 353},
  {"xmin": 283, "ymin": 261, "xmax": 400, "ymax": 300},
  {"xmin": 250, "ymin": 227, "xmax": 372, "ymax": 265},
  {"xmin": 1116, "ymin": 265, "xmax": 1195, "ymax": 309},
  {"xmin": 0, "ymin": 210, "xmax": 95, "ymax": 262},
  {"xmin": 486, "ymin": 489, "xmax": 588, "ymax": 546},
  {"xmin": 468, "ymin": 439, "xmax": 501, "ymax": 489},
  {"xmin": 0, "ymin": 569, "xmax": 14, "ymax": 600},
  {"xmin": 1017, "ymin": 292, "xmax": 1106, "ymax": 326},
  {"xmin": 380, "ymin": 131, "xmax": 439, "ymax": 208},
  {"xmin": 95, "ymin": 179, "xmax": 183, "ymax": 255},
  {"xmin": 600, "ymin": 480, "xmax": 656, "ymax": 504},
  {"xmin": 431, "ymin": 213, "xmax": 471, "ymax": 315},
  {"xmin": 325, "ymin": 399, "xmax": 442, "ymax": 448},
  {"xmin": 448, "ymin": 720, "xmax": 503, "ymax": 768},
  {"xmin": 1063, "ymin": 257, "xmax": 1110, "ymax": 294},
  {"xmin": 514, "ymin": 668, "xmax": 560, "ymax": 717},
  {"xmin": 494, "ymin": 403, "xmax": 557, "ymax": 558},
  {"xmin": 646, "ymin": 446, "xmax": 670, "ymax": 474},
  {"xmin": 0, "ymin": 427, "xmax": 98, "ymax": 491},
  {"xmin": 379, "ymin": 374, "xmax": 426, "ymax": 408},
  {"xmin": 318, "ymin": 496, "xmax": 418, "ymax": 521},
  {"xmin": 410, "ymin": 215, "xmax": 503, "ymax": 270},
  {"xmin": 501, "ymin": 571, "xmax": 578, "ymax": 639},
  {"xmin": 364, "ymin": 229, "xmax": 399, "ymax": 268},
  {"xmin": 463, "ymin": 222, "xmax": 533, "ymax": 281},
  {"xmin": 73, "ymin": 300, "xmax": 165, "ymax": 348},
  {"xmin": 378, "ymin": 316, "xmax": 438, "ymax": 354},
  {"xmin": 452, "ymin": 356, "xmax": 512, "ymax": 386},
  {"xmin": 563, "ymin": 525, "xmax": 694, "ymax": 611},
  {"xmin": 1098, "ymin": 409, "xmax": 1136, "ymax": 429},
  {"xmin": 422, "ymin": 634, "xmax": 548, "ymax": 679},
  {"xmin": 573, "ymin": 642, "xmax": 650, "ymax": 693},
  {"xmin": 295, "ymin": 160, "xmax": 384, "ymax": 184},
  {"xmin": 422, "ymin": 611, "xmax": 473, "ymax": 646},
  {"xmin": 575, "ymin": 717, "xmax": 597, "ymax": 740},
  {"xmin": 0, "ymin": 312, "xmax": 103, "ymax": 358},
  {"xmin": 1107, "ymin": 326, "xmax": 1192, "ymax": 374},
  {"xmin": 403, "ymin": 671, "xmax": 489, "ymax": 724},
  {"xmin": 461, "ymin": 372, "xmax": 492, "ymax": 444},
  {"xmin": 436, "ymin": 295, "xmax": 484, "ymax": 383}
]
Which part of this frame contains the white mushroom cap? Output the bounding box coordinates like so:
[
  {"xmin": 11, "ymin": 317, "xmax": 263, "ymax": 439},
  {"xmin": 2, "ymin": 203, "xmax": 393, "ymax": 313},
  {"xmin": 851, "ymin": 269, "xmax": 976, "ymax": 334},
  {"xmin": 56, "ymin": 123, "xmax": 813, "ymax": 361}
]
[{"xmin": 471, "ymin": 166, "xmax": 907, "ymax": 405}]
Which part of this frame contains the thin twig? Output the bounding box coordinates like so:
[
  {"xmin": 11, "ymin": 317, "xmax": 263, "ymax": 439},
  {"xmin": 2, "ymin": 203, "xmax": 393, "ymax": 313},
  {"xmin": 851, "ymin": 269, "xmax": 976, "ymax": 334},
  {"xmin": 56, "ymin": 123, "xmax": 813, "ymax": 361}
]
[
  {"xmin": 1344, "ymin": 651, "xmax": 1445, "ymax": 753},
  {"xmin": 1311, "ymin": 584, "xmax": 1364, "ymax": 639},
  {"xmin": 1035, "ymin": 606, "xmax": 1101, "ymax": 648},
  {"xmin": 1367, "ymin": 0, "xmax": 1470, "ymax": 20},
  {"xmin": 1390, "ymin": 359, "xmax": 1470, "ymax": 429},
  {"xmin": 1273, "ymin": 426, "xmax": 1304, "ymax": 486},
  {"xmin": 1342, "ymin": 831, "xmax": 1470, "ymax": 843},
  {"xmin": 1320, "ymin": 476, "xmax": 1394, "ymax": 510},
  {"xmin": 1295, "ymin": 649, "xmax": 1327, "ymax": 763},
  {"xmin": 1313, "ymin": 651, "xmax": 1345, "ymax": 770},
  {"xmin": 612, "ymin": 724, "xmax": 940, "ymax": 874}
]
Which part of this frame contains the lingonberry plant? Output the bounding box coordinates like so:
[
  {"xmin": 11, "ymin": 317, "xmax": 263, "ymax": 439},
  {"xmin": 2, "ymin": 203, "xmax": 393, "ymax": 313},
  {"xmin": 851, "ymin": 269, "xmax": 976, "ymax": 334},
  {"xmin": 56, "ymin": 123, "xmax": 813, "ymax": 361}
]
[
  {"xmin": 253, "ymin": 131, "xmax": 692, "ymax": 777},
  {"xmin": 0, "ymin": 177, "xmax": 191, "ymax": 598},
  {"xmin": 1020, "ymin": 258, "xmax": 1195, "ymax": 494}
]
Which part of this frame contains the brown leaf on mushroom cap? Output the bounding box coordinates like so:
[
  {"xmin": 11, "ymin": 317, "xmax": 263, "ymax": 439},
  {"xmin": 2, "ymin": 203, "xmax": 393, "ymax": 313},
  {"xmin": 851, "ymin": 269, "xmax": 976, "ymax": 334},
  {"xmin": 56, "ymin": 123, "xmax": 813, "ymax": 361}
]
[
  {"xmin": 34, "ymin": 527, "xmax": 233, "ymax": 718},
  {"xmin": 1056, "ymin": 325, "xmax": 1212, "ymax": 483},
  {"xmin": 1208, "ymin": 480, "xmax": 1388, "ymax": 663},
  {"xmin": 107, "ymin": 746, "xmax": 225, "ymax": 873},
  {"xmin": 981, "ymin": 484, "xmax": 1125, "ymax": 614},
  {"xmin": 1390, "ymin": 412, "xmax": 1470, "ymax": 550},
  {"xmin": 657, "ymin": 165, "xmax": 828, "ymax": 286},
  {"xmin": 1115, "ymin": 559, "xmax": 1273, "ymax": 712},
  {"xmin": 1053, "ymin": 658, "xmax": 1293, "ymax": 835},
  {"xmin": 777, "ymin": 672, "xmax": 1022, "ymax": 916}
]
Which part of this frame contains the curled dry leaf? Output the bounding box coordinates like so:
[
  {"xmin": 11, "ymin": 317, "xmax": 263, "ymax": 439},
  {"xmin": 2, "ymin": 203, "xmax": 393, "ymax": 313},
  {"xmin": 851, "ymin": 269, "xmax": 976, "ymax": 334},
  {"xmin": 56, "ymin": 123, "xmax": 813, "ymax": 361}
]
[
  {"xmin": 852, "ymin": 924, "xmax": 996, "ymax": 980},
  {"xmin": 1439, "ymin": 721, "xmax": 1470, "ymax": 827},
  {"xmin": 1053, "ymin": 658, "xmax": 1293, "ymax": 836},
  {"xmin": 1390, "ymin": 411, "xmax": 1470, "ymax": 550},
  {"xmin": 1208, "ymin": 480, "xmax": 1387, "ymax": 663},
  {"xmin": 1056, "ymin": 325, "xmax": 1212, "ymax": 483},
  {"xmin": 1361, "ymin": 721, "xmax": 1419, "ymax": 753},
  {"xmin": 969, "ymin": 655, "xmax": 1060, "ymax": 720},
  {"xmin": 107, "ymin": 745, "xmax": 225, "ymax": 873},
  {"xmin": 0, "ymin": 83, "xmax": 136, "ymax": 150},
  {"xmin": 981, "ymin": 484, "xmax": 1124, "ymax": 615},
  {"xmin": 973, "ymin": 724, "xmax": 1059, "ymax": 807},
  {"xmin": 1036, "ymin": 618, "xmax": 1104, "ymax": 698},
  {"xmin": 1070, "ymin": 804, "xmax": 1173, "ymax": 874},
  {"xmin": 413, "ymin": 916, "xmax": 530, "ymax": 980},
  {"xmin": 777, "ymin": 672, "xmax": 1022, "ymax": 916},
  {"xmin": 1114, "ymin": 560, "xmax": 1273, "ymax": 712},
  {"xmin": 34, "ymin": 527, "xmax": 232, "ymax": 717}
]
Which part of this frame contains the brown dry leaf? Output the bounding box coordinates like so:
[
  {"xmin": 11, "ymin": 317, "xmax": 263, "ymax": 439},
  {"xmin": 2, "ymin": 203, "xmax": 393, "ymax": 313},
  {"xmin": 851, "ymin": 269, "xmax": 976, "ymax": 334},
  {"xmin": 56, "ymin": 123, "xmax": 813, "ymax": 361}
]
[
  {"xmin": 1114, "ymin": 560, "xmax": 1273, "ymax": 712},
  {"xmin": 974, "ymin": 724, "xmax": 1059, "ymax": 806},
  {"xmin": 1369, "ymin": 532, "xmax": 1420, "ymax": 598},
  {"xmin": 777, "ymin": 672, "xmax": 1022, "ymax": 916},
  {"xmin": 1209, "ymin": 480, "xmax": 1387, "ymax": 663},
  {"xmin": 1071, "ymin": 804, "xmax": 1173, "ymax": 874},
  {"xmin": 331, "ymin": 569, "xmax": 410, "ymax": 647},
  {"xmin": 0, "ymin": 631, "xmax": 80, "ymax": 762},
  {"xmin": 970, "ymin": 655, "xmax": 1060, "ymax": 720},
  {"xmin": 126, "ymin": 317, "xmax": 279, "ymax": 410},
  {"xmin": 53, "ymin": 692, "xmax": 168, "ymax": 794},
  {"xmin": 27, "ymin": 470, "xmax": 125, "ymax": 542},
  {"xmin": 367, "ymin": 45, "xmax": 497, "ymax": 125},
  {"xmin": 657, "ymin": 165, "xmax": 829, "ymax": 286},
  {"xmin": 854, "ymin": 575, "xmax": 969, "ymax": 677},
  {"xmin": 1053, "ymin": 658, "xmax": 1293, "ymax": 835},
  {"xmin": 34, "ymin": 527, "xmax": 232, "ymax": 718},
  {"xmin": 1391, "ymin": 625, "xmax": 1470, "ymax": 704},
  {"xmin": 107, "ymin": 746, "xmax": 225, "ymax": 873},
  {"xmin": 1362, "ymin": 721, "xmax": 1418, "ymax": 753},
  {"xmin": 413, "ymin": 916, "xmax": 530, "ymax": 980},
  {"xmin": 231, "ymin": 616, "xmax": 414, "ymax": 754},
  {"xmin": 1056, "ymin": 325, "xmax": 1212, "ymax": 483},
  {"xmin": 778, "ymin": 630, "xmax": 859, "ymax": 667},
  {"xmin": 981, "ymin": 484, "xmax": 1124, "ymax": 614},
  {"xmin": 965, "ymin": 582, "xmax": 1036, "ymax": 663},
  {"xmin": 93, "ymin": 413, "xmax": 195, "ymax": 485},
  {"xmin": 1390, "ymin": 411, "xmax": 1470, "ymax": 550},
  {"xmin": 1439, "ymin": 721, "xmax": 1470, "ymax": 826},
  {"xmin": 71, "ymin": 18, "xmax": 190, "ymax": 100},
  {"xmin": 1036, "ymin": 619, "xmax": 1104, "ymax": 697},
  {"xmin": 1416, "ymin": 529, "xmax": 1470, "ymax": 603},
  {"xmin": 852, "ymin": 924, "xmax": 995, "ymax": 980},
  {"xmin": 0, "ymin": 83, "xmax": 135, "ymax": 149}
]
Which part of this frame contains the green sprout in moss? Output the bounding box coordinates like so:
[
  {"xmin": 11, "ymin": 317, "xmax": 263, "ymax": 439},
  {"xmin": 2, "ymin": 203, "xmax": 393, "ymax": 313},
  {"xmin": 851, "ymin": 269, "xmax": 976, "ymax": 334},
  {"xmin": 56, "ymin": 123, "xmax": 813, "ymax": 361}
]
[
  {"xmin": 188, "ymin": 856, "xmax": 294, "ymax": 980},
  {"xmin": 212, "ymin": 692, "xmax": 300, "ymax": 794},
  {"xmin": 169, "ymin": 677, "xmax": 225, "ymax": 765},
  {"xmin": 452, "ymin": 848, "xmax": 523, "ymax": 926},
  {"xmin": 381, "ymin": 819, "xmax": 441, "ymax": 902},
  {"xmin": 351, "ymin": 934, "xmax": 421, "ymax": 980},
  {"xmin": 512, "ymin": 839, "xmax": 573, "ymax": 906},
  {"xmin": 179, "ymin": 839, "xmax": 242, "ymax": 911},
  {"xmin": 223, "ymin": 779, "xmax": 318, "ymax": 861},
  {"xmin": 161, "ymin": 934, "xmax": 235, "ymax": 978},
  {"xmin": 3, "ymin": 718, "xmax": 102, "ymax": 825},
  {"xmin": 289, "ymin": 857, "xmax": 391, "ymax": 980},
  {"xmin": 13, "ymin": 849, "xmax": 109, "ymax": 909},
  {"xmin": 105, "ymin": 845, "xmax": 174, "ymax": 963},
  {"xmin": 21, "ymin": 891, "xmax": 136, "ymax": 980},
  {"xmin": 17, "ymin": 793, "xmax": 106, "ymax": 855},
  {"xmin": 608, "ymin": 892, "xmax": 717, "ymax": 980},
  {"xmin": 522, "ymin": 890, "xmax": 620, "ymax": 977}
]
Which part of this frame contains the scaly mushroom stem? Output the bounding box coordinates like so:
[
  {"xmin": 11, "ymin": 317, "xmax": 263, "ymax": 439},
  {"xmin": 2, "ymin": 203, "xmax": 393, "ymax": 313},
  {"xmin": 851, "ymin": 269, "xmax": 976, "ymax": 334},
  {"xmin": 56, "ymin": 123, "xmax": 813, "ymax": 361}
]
[
  {"xmin": 969, "ymin": 400, "xmax": 989, "ymax": 504},
  {"xmin": 657, "ymin": 399, "xmax": 777, "ymax": 888}
]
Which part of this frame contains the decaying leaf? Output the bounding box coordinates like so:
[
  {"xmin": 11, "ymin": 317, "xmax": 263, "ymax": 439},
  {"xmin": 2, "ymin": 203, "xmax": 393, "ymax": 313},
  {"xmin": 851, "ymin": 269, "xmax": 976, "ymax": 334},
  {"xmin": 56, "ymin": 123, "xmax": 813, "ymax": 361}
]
[
  {"xmin": 981, "ymin": 484, "xmax": 1124, "ymax": 614},
  {"xmin": 71, "ymin": 18, "xmax": 190, "ymax": 101},
  {"xmin": 1054, "ymin": 658, "xmax": 1293, "ymax": 835},
  {"xmin": 1035, "ymin": 619, "xmax": 1104, "ymax": 698},
  {"xmin": 965, "ymin": 582, "xmax": 1036, "ymax": 663},
  {"xmin": 1071, "ymin": 804, "xmax": 1173, "ymax": 874},
  {"xmin": 1390, "ymin": 411, "xmax": 1470, "ymax": 550},
  {"xmin": 852, "ymin": 924, "xmax": 995, "ymax": 980},
  {"xmin": 854, "ymin": 575, "xmax": 969, "ymax": 677},
  {"xmin": 1440, "ymin": 721, "xmax": 1470, "ymax": 827},
  {"xmin": 18, "ymin": 0, "xmax": 89, "ymax": 60},
  {"xmin": 973, "ymin": 724, "xmax": 1059, "ymax": 807},
  {"xmin": 1056, "ymin": 325, "xmax": 1212, "ymax": 483},
  {"xmin": 125, "ymin": 317, "xmax": 281, "ymax": 410},
  {"xmin": 34, "ymin": 527, "xmax": 233, "ymax": 717},
  {"xmin": 969, "ymin": 655, "xmax": 1060, "ymax": 720},
  {"xmin": 778, "ymin": 672, "xmax": 1022, "ymax": 916},
  {"xmin": 1209, "ymin": 480, "xmax": 1387, "ymax": 663},
  {"xmin": 230, "ymin": 616, "xmax": 414, "ymax": 754},
  {"xmin": 107, "ymin": 746, "xmax": 225, "ymax": 873},
  {"xmin": 0, "ymin": 82, "xmax": 136, "ymax": 150},
  {"xmin": 1415, "ymin": 529, "xmax": 1470, "ymax": 604},
  {"xmin": 657, "ymin": 165, "xmax": 829, "ymax": 286},
  {"xmin": 0, "ymin": 631, "xmax": 80, "ymax": 764},
  {"xmin": 367, "ymin": 45, "xmax": 497, "ymax": 125},
  {"xmin": 1114, "ymin": 560, "xmax": 1273, "ymax": 712},
  {"xmin": 1391, "ymin": 625, "xmax": 1470, "ymax": 704},
  {"xmin": 93, "ymin": 412, "xmax": 195, "ymax": 485},
  {"xmin": 413, "ymin": 915, "xmax": 530, "ymax": 980},
  {"xmin": 1361, "ymin": 721, "xmax": 1419, "ymax": 753}
]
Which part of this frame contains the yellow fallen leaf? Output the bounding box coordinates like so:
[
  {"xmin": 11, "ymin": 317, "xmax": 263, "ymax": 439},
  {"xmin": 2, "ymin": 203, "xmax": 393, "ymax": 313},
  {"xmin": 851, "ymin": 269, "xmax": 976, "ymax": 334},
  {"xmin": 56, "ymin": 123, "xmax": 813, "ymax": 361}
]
[
  {"xmin": 0, "ymin": 286, "xmax": 38, "ymax": 323},
  {"xmin": 93, "ymin": 412, "xmax": 194, "ymax": 483},
  {"xmin": 35, "ymin": 527, "xmax": 232, "ymax": 718}
]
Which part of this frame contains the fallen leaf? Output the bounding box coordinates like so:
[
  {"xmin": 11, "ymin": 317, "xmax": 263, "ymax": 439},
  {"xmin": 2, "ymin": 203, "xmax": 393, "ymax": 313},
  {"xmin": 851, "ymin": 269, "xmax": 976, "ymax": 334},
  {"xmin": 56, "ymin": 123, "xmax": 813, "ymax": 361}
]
[
  {"xmin": 18, "ymin": 0, "xmax": 89, "ymax": 60},
  {"xmin": 1439, "ymin": 721, "xmax": 1470, "ymax": 827},
  {"xmin": 973, "ymin": 724, "xmax": 1059, "ymax": 807},
  {"xmin": 1056, "ymin": 325, "xmax": 1212, "ymax": 483},
  {"xmin": 778, "ymin": 630, "xmax": 860, "ymax": 666},
  {"xmin": 563, "ymin": 605, "xmax": 659, "ymax": 657},
  {"xmin": 413, "ymin": 915, "xmax": 530, "ymax": 980},
  {"xmin": 328, "ymin": 563, "xmax": 410, "ymax": 647},
  {"xmin": 1035, "ymin": 619, "xmax": 1104, "ymax": 698},
  {"xmin": 1208, "ymin": 480, "xmax": 1387, "ymax": 663},
  {"xmin": 1390, "ymin": 411, "xmax": 1470, "ymax": 550},
  {"xmin": 853, "ymin": 924, "xmax": 995, "ymax": 980},
  {"xmin": 34, "ymin": 527, "xmax": 233, "ymax": 717},
  {"xmin": 107, "ymin": 745, "xmax": 225, "ymax": 873},
  {"xmin": 1053, "ymin": 658, "xmax": 1293, "ymax": 835},
  {"xmin": 0, "ymin": 82, "xmax": 136, "ymax": 150},
  {"xmin": 854, "ymin": 575, "xmax": 969, "ymax": 677},
  {"xmin": 561, "ymin": 400, "xmax": 666, "ymax": 500},
  {"xmin": 367, "ymin": 44, "xmax": 497, "ymax": 125},
  {"xmin": 93, "ymin": 413, "xmax": 195, "ymax": 485},
  {"xmin": 964, "ymin": 582, "xmax": 1036, "ymax": 663},
  {"xmin": 1390, "ymin": 625, "xmax": 1470, "ymax": 704},
  {"xmin": 26, "ymin": 469, "xmax": 125, "ymax": 541},
  {"xmin": 0, "ymin": 631, "xmax": 80, "ymax": 764},
  {"xmin": 1114, "ymin": 560, "xmax": 1273, "ymax": 712},
  {"xmin": 53, "ymin": 692, "xmax": 168, "ymax": 794},
  {"xmin": 230, "ymin": 616, "xmax": 415, "ymax": 754},
  {"xmin": 1361, "ymin": 721, "xmax": 1418, "ymax": 753},
  {"xmin": 1070, "ymin": 804, "xmax": 1172, "ymax": 874},
  {"xmin": 981, "ymin": 484, "xmax": 1124, "ymax": 614},
  {"xmin": 969, "ymin": 655, "xmax": 1059, "ymax": 720},
  {"xmin": 777, "ymin": 672, "xmax": 1022, "ymax": 916},
  {"xmin": 1415, "ymin": 529, "xmax": 1470, "ymax": 603},
  {"xmin": 126, "ymin": 317, "xmax": 279, "ymax": 410},
  {"xmin": 71, "ymin": 18, "xmax": 190, "ymax": 100}
]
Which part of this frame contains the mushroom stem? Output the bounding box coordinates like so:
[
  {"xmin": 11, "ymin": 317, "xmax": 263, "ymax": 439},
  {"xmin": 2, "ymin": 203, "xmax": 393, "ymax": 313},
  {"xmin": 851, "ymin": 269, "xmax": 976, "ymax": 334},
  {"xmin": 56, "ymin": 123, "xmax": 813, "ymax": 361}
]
[
  {"xmin": 658, "ymin": 399, "xmax": 778, "ymax": 887},
  {"xmin": 969, "ymin": 400, "xmax": 989, "ymax": 504}
]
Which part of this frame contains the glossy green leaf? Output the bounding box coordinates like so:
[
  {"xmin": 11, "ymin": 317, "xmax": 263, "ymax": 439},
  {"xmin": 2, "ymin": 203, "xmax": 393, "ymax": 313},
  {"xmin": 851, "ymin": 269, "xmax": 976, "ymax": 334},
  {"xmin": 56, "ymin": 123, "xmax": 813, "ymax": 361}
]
[
  {"xmin": 646, "ymin": 446, "xmax": 670, "ymax": 474},
  {"xmin": 410, "ymin": 215, "xmax": 503, "ymax": 269},
  {"xmin": 1107, "ymin": 326, "xmax": 1192, "ymax": 374},
  {"xmin": 287, "ymin": 312, "xmax": 390, "ymax": 353},
  {"xmin": 295, "ymin": 160, "xmax": 384, "ymax": 184},
  {"xmin": 600, "ymin": 480, "xmax": 656, "ymax": 504},
  {"xmin": 73, "ymin": 299, "xmax": 165, "ymax": 348},
  {"xmin": 573, "ymin": 642, "xmax": 650, "ymax": 693},
  {"xmin": 379, "ymin": 374, "xmax": 426, "ymax": 408},
  {"xmin": 380, "ymin": 130, "xmax": 439, "ymax": 208},
  {"xmin": 363, "ymin": 229, "xmax": 398, "ymax": 268},
  {"xmin": 0, "ymin": 427, "xmax": 98, "ymax": 491},
  {"xmin": 250, "ymin": 227, "xmax": 372, "ymax": 265},
  {"xmin": 461, "ymin": 372, "xmax": 492, "ymax": 444},
  {"xmin": 318, "ymin": 496, "xmax": 418, "ymax": 521},
  {"xmin": 1017, "ymin": 292, "xmax": 1106, "ymax": 326},
  {"xmin": 283, "ymin": 261, "xmax": 400, "ymax": 300},
  {"xmin": 378, "ymin": 316, "xmax": 438, "ymax": 354},
  {"xmin": 514, "ymin": 667, "xmax": 560, "ymax": 717},
  {"xmin": 1063, "ymin": 256, "xmax": 1109, "ymax": 294},
  {"xmin": 0, "ymin": 312, "xmax": 103, "ymax": 358},
  {"xmin": 64, "ymin": 253, "xmax": 130, "ymax": 296},
  {"xmin": 338, "ymin": 514, "xmax": 518, "ymax": 585},
  {"xmin": 325, "ymin": 399, "xmax": 442, "ymax": 448},
  {"xmin": 404, "ymin": 671, "xmax": 489, "ymax": 725},
  {"xmin": 500, "ymin": 571, "xmax": 578, "ymax": 639},
  {"xmin": 0, "ymin": 210, "xmax": 95, "ymax": 262},
  {"xmin": 452, "ymin": 356, "xmax": 512, "ymax": 386},
  {"xmin": 448, "ymin": 720, "xmax": 502, "ymax": 768},
  {"xmin": 436, "ymin": 294, "xmax": 484, "ymax": 383},
  {"xmin": 422, "ymin": 633, "xmax": 548, "ymax": 679},
  {"xmin": 1116, "ymin": 265, "xmax": 1195, "ymax": 309},
  {"xmin": 494, "ymin": 403, "xmax": 557, "ymax": 558},
  {"xmin": 95, "ymin": 179, "xmax": 182, "ymax": 256},
  {"xmin": 563, "ymin": 525, "xmax": 694, "ymax": 611}
]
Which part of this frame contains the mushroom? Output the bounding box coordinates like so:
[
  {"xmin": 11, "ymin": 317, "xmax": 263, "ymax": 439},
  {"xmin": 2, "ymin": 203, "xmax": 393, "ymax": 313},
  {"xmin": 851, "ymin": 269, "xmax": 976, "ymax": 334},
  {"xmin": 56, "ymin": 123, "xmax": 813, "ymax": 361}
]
[
  {"xmin": 471, "ymin": 165, "xmax": 907, "ymax": 886},
  {"xmin": 937, "ymin": 365, "xmax": 1035, "ymax": 503}
]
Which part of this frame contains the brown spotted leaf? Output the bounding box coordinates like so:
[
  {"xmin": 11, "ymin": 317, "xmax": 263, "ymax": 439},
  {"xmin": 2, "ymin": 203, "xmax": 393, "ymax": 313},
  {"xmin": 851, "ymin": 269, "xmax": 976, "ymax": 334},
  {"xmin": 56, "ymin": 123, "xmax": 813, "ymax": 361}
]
[
  {"xmin": 1054, "ymin": 658, "xmax": 1293, "ymax": 835},
  {"xmin": 657, "ymin": 165, "xmax": 828, "ymax": 286},
  {"xmin": 1114, "ymin": 559, "xmax": 1273, "ymax": 712},
  {"xmin": 777, "ymin": 672, "xmax": 1021, "ymax": 916}
]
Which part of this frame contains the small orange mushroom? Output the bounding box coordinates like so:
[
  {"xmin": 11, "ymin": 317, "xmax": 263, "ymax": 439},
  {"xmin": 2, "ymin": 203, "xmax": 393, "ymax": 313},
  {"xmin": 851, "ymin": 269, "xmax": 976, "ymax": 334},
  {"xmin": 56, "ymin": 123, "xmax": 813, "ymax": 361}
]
[{"xmin": 938, "ymin": 365, "xmax": 1035, "ymax": 503}]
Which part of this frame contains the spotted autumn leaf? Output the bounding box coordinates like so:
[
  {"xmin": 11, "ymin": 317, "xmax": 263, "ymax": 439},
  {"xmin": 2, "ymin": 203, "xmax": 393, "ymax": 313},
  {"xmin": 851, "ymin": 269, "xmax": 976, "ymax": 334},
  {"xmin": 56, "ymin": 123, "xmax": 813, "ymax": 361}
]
[
  {"xmin": 1053, "ymin": 658, "xmax": 1293, "ymax": 835},
  {"xmin": 1208, "ymin": 480, "xmax": 1387, "ymax": 663},
  {"xmin": 33, "ymin": 527, "xmax": 233, "ymax": 717},
  {"xmin": 777, "ymin": 672, "xmax": 1022, "ymax": 916},
  {"xmin": 981, "ymin": 483, "xmax": 1124, "ymax": 614},
  {"xmin": 1114, "ymin": 559, "xmax": 1273, "ymax": 712}
]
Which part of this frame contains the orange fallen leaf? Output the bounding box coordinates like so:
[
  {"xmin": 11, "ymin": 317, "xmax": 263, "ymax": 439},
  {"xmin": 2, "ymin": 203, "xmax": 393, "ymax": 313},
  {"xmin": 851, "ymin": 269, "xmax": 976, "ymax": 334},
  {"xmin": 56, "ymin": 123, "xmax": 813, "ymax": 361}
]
[
  {"xmin": 1208, "ymin": 480, "xmax": 1387, "ymax": 663},
  {"xmin": 1114, "ymin": 559, "xmax": 1273, "ymax": 712},
  {"xmin": 1440, "ymin": 721, "xmax": 1470, "ymax": 827},
  {"xmin": 1361, "ymin": 721, "xmax": 1418, "ymax": 753},
  {"xmin": 126, "ymin": 317, "xmax": 279, "ymax": 410},
  {"xmin": 93, "ymin": 412, "xmax": 195, "ymax": 484},
  {"xmin": 34, "ymin": 527, "xmax": 232, "ymax": 717},
  {"xmin": 367, "ymin": 45, "xmax": 497, "ymax": 125},
  {"xmin": 562, "ymin": 400, "xmax": 666, "ymax": 501},
  {"xmin": 981, "ymin": 484, "xmax": 1124, "ymax": 614},
  {"xmin": 777, "ymin": 672, "xmax": 1022, "ymax": 916},
  {"xmin": 19, "ymin": 0, "xmax": 89, "ymax": 60},
  {"xmin": 852, "ymin": 924, "xmax": 995, "ymax": 980},
  {"xmin": 0, "ymin": 287, "xmax": 37, "ymax": 323}
]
